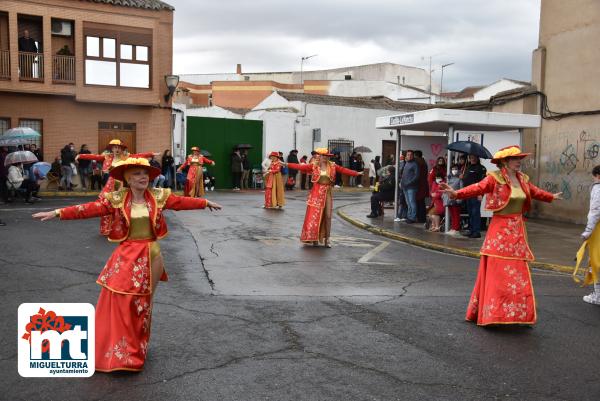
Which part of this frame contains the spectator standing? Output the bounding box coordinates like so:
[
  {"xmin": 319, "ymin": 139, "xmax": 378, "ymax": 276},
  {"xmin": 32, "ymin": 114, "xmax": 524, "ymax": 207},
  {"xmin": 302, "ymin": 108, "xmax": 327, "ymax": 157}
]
[
  {"xmin": 427, "ymin": 172, "xmax": 446, "ymax": 232},
  {"xmin": 400, "ymin": 150, "xmax": 419, "ymax": 223},
  {"xmin": 149, "ymin": 155, "xmax": 165, "ymax": 187},
  {"xmin": 428, "ymin": 156, "xmax": 447, "ymax": 188},
  {"xmin": 161, "ymin": 149, "xmax": 175, "ymax": 188},
  {"xmin": 369, "ymin": 159, "xmax": 376, "ymax": 188},
  {"xmin": 349, "ymin": 152, "xmax": 358, "ymax": 187},
  {"xmin": 385, "ymin": 154, "xmax": 395, "ymax": 166},
  {"xmin": 241, "ymin": 151, "xmax": 251, "ymax": 190},
  {"xmin": 78, "ymin": 144, "xmax": 92, "ymax": 190},
  {"xmin": 30, "ymin": 143, "xmax": 43, "ymax": 162},
  {"xmin": 579, "ymin": 165, "xmax": 600, "ymax": 305},
  {"xmin": 231, "ymin": 149, "xmax": 243, "ymax": 190},
  {"xmin": 374, "ymin": 155, "xmax": 382, "ymax": 183},
  {"xmin": 286, "ymin": 150, "xmax": 299, "ymax": 189},
  {"xmin": 443, "ymin": 164, "xmax": 463, "ymax": 235},
  {"xmin": 332, "ymin": 153, "xmax": 343, "ymax": 188},
  {"xmin": 90, "ymin": 160, "xmax": 103, "ymax": 190},
  {"xmin": 59, "ymin": 143, "xmax": 77, "ymax": 191},
  {"xmin": 299, "ymin": 155, "xmax": 308, "ymax": 190},
  {"xmin": 414, "ymin": 150, "xmax": 429, "ymax": 223},
  {"xmin": 462, "ymin": 154, "xmax": 487, "ymax": 238}
]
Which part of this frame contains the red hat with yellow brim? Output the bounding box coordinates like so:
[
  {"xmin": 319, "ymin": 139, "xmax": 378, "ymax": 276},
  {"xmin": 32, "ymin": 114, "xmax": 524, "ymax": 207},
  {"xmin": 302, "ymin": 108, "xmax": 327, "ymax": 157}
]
[
  {"xmin": 109, "ymin": 157, "xmax": 161, "ymax": 181},
  {"xmin": 314, "ymin": 147, "xmax": 334, "ymax": 157},
  {"xmin": 106, "ymin": 139, "xmax": 128, "ymax": 151},
  {"xmin": 491, "ymin": 145, "xmax": 531, "ymax": 165},
  {"xmin": 269, "ymin": 151, "xmax": 279, "ymax": 158}
]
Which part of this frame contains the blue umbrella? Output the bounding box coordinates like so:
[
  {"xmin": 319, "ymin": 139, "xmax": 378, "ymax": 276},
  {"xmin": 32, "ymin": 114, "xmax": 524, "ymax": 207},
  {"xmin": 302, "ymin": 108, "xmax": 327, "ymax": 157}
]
[
  {"xmin": 0, "ymin": 127, "xmax": 41, "ymax": 146},
  {"xmin": 31, "ymin": 162, "xmax": 51, "ymax": 179}
]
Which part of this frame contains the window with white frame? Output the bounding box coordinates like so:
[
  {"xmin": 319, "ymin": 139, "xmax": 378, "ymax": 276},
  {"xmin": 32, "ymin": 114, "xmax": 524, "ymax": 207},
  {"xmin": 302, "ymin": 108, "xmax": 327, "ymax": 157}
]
[{"xmin": 84, "ymin": 28, "xmax": 151, "ymax": 88}]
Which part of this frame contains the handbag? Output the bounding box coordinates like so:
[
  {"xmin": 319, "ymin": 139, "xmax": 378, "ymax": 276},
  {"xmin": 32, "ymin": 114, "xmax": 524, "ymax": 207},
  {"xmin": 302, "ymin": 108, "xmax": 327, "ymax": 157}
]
[{"xmin": 70, "ymin": 162, "xmax": 78, "ymax": 175}]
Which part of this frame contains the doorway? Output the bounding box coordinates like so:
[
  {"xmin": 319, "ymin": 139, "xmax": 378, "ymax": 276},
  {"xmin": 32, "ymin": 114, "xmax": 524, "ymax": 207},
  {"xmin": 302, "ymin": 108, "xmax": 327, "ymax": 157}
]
[
  {"xmin": 382, "ymin": 140, "xmax": 396, "ymax": 165},
  {"xmin": 98, "ymin": 122, "xmax": 136, "ymax": 153}
]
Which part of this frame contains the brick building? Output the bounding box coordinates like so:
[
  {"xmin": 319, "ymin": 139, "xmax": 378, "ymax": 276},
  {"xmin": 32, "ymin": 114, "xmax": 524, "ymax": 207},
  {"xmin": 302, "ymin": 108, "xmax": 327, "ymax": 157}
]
[{"xmin": 0, "ymin": 0, "xmax": 175, "ymax": 160}]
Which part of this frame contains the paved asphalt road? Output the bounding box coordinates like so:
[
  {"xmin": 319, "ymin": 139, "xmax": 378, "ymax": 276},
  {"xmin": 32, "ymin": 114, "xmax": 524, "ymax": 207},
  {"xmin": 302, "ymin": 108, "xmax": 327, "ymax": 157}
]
[{"xmin": 0, "ymin": 191, "xmax": 599, "ymax": 401}]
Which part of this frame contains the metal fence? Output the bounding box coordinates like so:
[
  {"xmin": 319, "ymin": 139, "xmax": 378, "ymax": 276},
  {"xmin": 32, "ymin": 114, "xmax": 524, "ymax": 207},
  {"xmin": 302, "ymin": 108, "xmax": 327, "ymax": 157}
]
[{"xmin": 327, "ymin": 139, "xmax": 354, "ymax": 167}]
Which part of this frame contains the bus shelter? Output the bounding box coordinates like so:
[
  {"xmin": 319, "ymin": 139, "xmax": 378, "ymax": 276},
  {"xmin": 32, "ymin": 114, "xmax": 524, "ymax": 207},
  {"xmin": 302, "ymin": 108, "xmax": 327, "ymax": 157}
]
[{"xmin": 375, "ymin": 108, "xmax": 541, "ymax": 232}]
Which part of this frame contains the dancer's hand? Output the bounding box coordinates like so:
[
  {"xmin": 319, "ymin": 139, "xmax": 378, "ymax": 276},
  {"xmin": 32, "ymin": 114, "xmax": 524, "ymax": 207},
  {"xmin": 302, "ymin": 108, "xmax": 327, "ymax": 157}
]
[
  {"xmin": 32, "ymin": 210, "xmax": 57, "ymax": 221},
  {"xmin": 438, "ymin": 182, "xmax": 457, "ymax": 199},
  {"xmin": 553, "ymin": 192, "xmax": 563, "ymax": 200},
  {"xmin": 206, "ymin": 201, "xmax": 222, "ymax": 211}
]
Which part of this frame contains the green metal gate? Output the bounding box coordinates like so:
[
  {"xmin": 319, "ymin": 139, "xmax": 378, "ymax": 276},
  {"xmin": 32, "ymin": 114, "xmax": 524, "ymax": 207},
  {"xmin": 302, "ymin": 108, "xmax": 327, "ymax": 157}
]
[{"xmin": 186, "ymin": 116, "xmax": 263, "ymax": 189}]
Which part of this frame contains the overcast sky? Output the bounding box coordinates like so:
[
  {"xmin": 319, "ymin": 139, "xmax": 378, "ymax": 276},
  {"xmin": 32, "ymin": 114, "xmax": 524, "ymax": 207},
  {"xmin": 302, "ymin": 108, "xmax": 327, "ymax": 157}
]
[{"xmin": 169, "ymin": 0, "xmax": 540, "ymax": 91}]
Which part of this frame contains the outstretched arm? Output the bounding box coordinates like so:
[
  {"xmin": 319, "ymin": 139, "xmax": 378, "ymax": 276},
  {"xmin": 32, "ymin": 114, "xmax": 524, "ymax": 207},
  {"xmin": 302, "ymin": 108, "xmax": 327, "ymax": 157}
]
[
  {"xmin": 33, "ymin": 199, "xmax": 113, "ymax": 221},
  {"xmin": 528, "ymin": 182, "xmax": 557, "ymax": 203},
  {"xmin": 164, "ymin": 194, "xmax": 222, "ymax": 211},
  {"xmin": 202, "ymin": 157, "xmax": 216, "ymax": 165},
  {"xmin": 76, "ymin": 153, "xmax": 105, "ymax": 162},
  {"xmin": 335, "ymin": 165, "xmax": 361, "ymax": 177},
  {"xmin": 440, "ymin": 175, "xmax": 495, "ymax": 200},
  {"xmin": 287, "ymin": 163, "xmax": 312, "ymax": 173}
]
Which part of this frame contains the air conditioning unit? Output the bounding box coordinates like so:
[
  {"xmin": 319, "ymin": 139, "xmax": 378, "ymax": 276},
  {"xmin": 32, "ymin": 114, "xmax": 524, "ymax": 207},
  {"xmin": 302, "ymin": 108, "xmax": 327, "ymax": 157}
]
[{"xmin": 51, "ymin": 20, "xmax": 72, "ymax": 36}]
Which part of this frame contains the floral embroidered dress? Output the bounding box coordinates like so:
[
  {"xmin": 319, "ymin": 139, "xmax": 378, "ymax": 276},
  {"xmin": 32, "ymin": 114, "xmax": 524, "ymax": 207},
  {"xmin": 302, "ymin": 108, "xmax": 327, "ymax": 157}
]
[
  {"xmin": 264, "ymin": 159, "xmax": 285, "ymax": 208},
  {"xmin": 288, "ymin": 161, "xmax": 360, "ymax": 243},
  {"xmin": 58, "ymin": 188, "xmax": 207, "ymax": 371},
  {"xmin": 77, "ymin": 151, "xmax": 154, "ymax": 235},
  {"xmin": 456, "ymin": 169, "xmax": 554, "ymax": 325},
  {"xmin": 179, "ymin": 155, "xmax": 214, "ymax": 198}
]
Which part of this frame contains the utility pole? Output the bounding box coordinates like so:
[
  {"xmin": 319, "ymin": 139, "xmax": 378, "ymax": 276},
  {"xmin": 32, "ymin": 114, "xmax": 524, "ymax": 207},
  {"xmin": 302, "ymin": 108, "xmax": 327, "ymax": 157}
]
[
  {"xmin": 440, "ymin": 62, "xmax": 454, "ymax": 102},
  {"xmin": 300, "ymin": 54, "xmax": 317, "ymax": 89}
]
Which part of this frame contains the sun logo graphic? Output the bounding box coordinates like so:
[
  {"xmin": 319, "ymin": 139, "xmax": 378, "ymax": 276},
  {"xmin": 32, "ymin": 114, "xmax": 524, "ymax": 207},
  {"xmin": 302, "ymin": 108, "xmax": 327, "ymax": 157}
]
[{"xmin": 18, "ymin": 303, "xmax": 95, "ymax": 377}]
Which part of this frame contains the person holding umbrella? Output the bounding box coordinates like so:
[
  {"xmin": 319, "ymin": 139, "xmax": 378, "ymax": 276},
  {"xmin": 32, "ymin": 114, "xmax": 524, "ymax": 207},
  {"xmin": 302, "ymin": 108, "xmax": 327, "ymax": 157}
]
[
  {"xmin": 178, "ymin": 147, "xmax": 215, "ymax": 197},
  {"xmin": 440, "ymin": 145, "xmax": 562, "ymax": 326},
  {"xmin": 231, "ymin": 148, "xmax": 244, "ymax": 190},
  {"xmin": 7, "ymin": 162, "xmax": 39, "ymax": 203}
]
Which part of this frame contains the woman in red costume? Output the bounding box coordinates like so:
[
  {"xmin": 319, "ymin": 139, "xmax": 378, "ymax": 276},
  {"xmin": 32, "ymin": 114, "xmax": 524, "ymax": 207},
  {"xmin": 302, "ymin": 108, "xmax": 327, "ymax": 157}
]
[
  {"xmin": 33, "ymin": 157, "xmax": 222, "ymax": 372},
  {"xmin": 178, "ymin": 146, "xmax": 215, "ymax": 198},
  {"xmin": 441, "ymin": 146, "xmax": 561, "ymax": 326},
  {"xmin": 264, "ymin": 151, "xmax": 285, "ymax": 209},
  {"xmin": 76, "ymin": 139, "xmax": 156, "ymax": 235},
  {"xmin": 288, "ymin": 148, "xmax": 362, "ymax": 248}
]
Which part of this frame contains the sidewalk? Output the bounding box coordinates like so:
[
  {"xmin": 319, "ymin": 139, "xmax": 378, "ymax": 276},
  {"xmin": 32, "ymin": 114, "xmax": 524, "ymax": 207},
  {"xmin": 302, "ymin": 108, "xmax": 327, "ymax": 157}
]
[{"xmin": 337, "ymin": 202, "xmax": 584, "ymax": 273}]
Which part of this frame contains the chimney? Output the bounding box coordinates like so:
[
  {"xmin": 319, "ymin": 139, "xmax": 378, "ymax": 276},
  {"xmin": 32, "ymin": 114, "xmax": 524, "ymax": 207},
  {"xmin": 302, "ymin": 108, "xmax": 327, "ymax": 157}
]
[{"xmin": 236, "ymin": 64, "xmax": 242, "ymax": 74}]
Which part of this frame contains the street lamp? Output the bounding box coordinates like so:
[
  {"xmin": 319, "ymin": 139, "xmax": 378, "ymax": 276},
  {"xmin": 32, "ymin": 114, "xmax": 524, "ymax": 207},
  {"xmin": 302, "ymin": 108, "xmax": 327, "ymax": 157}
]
[
  {"xmin": 300, "ymin": 54, "xmax": 317, "ymax": 87},
  {"xmin": 440, "ymin": 63, "xmax": 454, "ymax": 101},
  {"xmin": 164, "ymin": 74, "xmax": 180, "ymax": 102}
]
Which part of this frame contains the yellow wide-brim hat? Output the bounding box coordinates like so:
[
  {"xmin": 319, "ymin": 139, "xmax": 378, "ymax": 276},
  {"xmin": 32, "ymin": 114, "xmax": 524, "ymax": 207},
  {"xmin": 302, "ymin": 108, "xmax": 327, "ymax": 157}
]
[
  {"xmin": 106, "ymin": 139, "xmax": 128, "ymax": 150},
  {"xmin": 109, "ymin": 157, "xmax": 160, "ymax": 181},
  {"xmin": 314, "ymin": 147, "xmax": 334, "ymax": 157},
  {"xmin": 191, "ymin": 146, "xmax": 200, "ymax": 152},
  {"xmin": 491, "ymin": 145, "xmax": 531, "ymax": 165}
]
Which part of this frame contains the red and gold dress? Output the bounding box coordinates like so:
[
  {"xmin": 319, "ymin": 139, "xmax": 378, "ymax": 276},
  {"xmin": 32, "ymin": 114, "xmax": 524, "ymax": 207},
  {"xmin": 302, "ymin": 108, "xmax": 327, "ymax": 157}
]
[
  {"xmin": 264, "ymin": 159, "xmax": 285, "ymax": 208},
  {"xmin": 77, "ymin": 151, "xmax": 154, "ymax": 235},
  {"xmin": 179, "ymin": 155, "xmax": 214, "ymax": 198},
  {"xmin": 58, "ymin": 188, "xmax": 207, "ymax": 372},
  {"xmin": 456, "ymin": 169, "xmax": 554, "ymax": 325},
  {"xmin": 288, "ymin": 162, "xmax": 360, "ymax": 243}
]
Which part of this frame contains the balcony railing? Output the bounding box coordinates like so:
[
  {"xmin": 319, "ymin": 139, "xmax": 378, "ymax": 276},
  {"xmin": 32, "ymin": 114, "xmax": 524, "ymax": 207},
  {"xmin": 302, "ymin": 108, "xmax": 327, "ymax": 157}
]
[
  {"xmin": 0, "ymin": 50, "xmax": 9, "ymax": 79},
  {"xmin": 19, "ymin": 52, "xmax": 44, "ymax": 81},
  {"xmin": 52, "ymin": 55, "xmax": 75, "ymax": 84}
]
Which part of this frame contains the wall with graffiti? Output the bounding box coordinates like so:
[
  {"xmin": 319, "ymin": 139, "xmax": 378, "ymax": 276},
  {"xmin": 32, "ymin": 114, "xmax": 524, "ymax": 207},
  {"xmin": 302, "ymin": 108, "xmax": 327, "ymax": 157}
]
[{"xmin": 536, "ymin": 118, "xmax": 600, "ymax": 223}]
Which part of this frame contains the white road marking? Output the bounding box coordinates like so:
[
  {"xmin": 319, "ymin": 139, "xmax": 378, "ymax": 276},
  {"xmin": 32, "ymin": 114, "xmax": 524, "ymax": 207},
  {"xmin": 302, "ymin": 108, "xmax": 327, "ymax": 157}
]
[{"xmin": 357, "ymin": 241, "xmax": 396, "ymax": 265}]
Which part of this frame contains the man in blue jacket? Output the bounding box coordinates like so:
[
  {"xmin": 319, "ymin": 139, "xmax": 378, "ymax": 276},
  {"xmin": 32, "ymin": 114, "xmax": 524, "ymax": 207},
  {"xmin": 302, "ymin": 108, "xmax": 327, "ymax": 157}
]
[{"xmin": 400, "ymin": 150, "xmax": 419, "ymax": 223}]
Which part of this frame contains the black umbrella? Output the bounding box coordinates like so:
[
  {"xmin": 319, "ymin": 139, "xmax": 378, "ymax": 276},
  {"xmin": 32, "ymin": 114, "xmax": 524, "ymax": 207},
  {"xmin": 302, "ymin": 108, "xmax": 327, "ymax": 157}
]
[
  {"xmin": 200, "ymin": 150, "xmax": 212, "ymax": 157},
  {"xmin": 446, "ymin": 141, "xmax": 493, "ymax": 159},
  {"xmin": 235, "ymin": 144, "xmax": 253, "ymax": 150}
]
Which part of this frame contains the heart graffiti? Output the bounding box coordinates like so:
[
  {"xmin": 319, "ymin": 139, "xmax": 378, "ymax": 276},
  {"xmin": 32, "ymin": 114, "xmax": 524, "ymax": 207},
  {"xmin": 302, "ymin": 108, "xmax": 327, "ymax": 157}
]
[{"xmin": 431, "ymin": 143, "xmax": 443, "ymax": 157}]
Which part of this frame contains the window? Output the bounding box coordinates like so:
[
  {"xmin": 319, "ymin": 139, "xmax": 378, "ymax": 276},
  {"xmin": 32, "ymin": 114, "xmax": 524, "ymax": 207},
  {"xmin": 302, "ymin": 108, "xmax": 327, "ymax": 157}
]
[
  {"xmin": 84, "ymin": 26, "xmax": 151, "ymax": 89},
  {"xmin": 327, "ymin": 139, "xmax": 354, "ymax": 167},
  {"xmin": 0, "ymin": 118, "xmax": 10, "ymax": 135},
  {"xmin": 19, "ymin": 119, "xmax": 43, "ymax": 150}
]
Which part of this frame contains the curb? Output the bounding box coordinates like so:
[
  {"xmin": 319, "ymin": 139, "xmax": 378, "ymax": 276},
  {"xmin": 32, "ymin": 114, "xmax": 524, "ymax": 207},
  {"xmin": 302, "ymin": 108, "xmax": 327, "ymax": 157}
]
[{"xmin": 336, "ymin": 206, "xmax": 573, "ymax": 274}]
